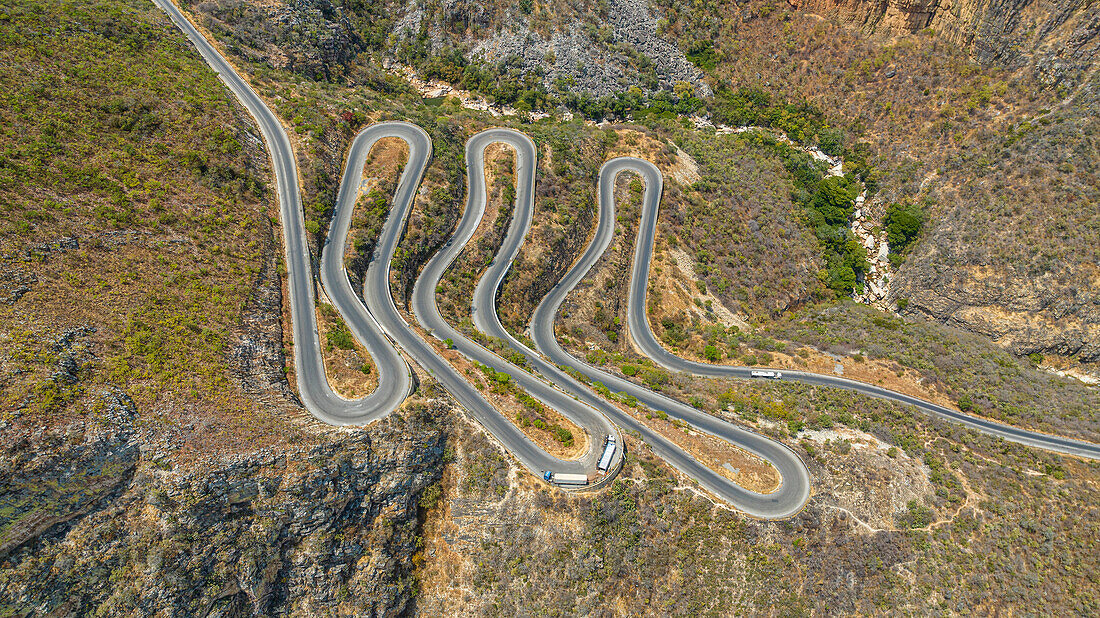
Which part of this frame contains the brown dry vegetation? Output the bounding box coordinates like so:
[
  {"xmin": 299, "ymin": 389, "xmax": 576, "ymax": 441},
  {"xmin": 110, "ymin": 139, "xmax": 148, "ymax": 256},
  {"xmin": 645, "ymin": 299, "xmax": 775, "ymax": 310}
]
[
  {"xmin": 666, "ymin": 2, "xmax": 1100, "ymax": 362},
  {"xmin": 630, "ymin": 404, "xmax": 781, "ymax": 493},
  {"xmin": 345, "ymin": 137, "xmax": 408, "ymax": 288},
  {"xmin": 315, "ymin": 304, "xmax": 377, "ymax": 400},
  {"xmin": 436, "ymin": 142, "xmax": 515, "ymax": 324},
  {"xmin": 416, "ymin": 388, "xmax": 1100, "ymax": 615},
  {"xmin": 0, "ymin": 0, "xmax": 315, "ymax": 461}
]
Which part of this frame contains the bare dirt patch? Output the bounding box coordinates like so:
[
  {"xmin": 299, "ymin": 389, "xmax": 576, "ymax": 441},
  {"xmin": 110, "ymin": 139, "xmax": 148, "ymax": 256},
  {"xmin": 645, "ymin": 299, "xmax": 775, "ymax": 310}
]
[
  {"xmin": 629, "ymin": 406, "xmax": 781, "ymax": 493},
  {"xmin": 315, "ymin": 304, "xmax": 377, "ymax": 400}
]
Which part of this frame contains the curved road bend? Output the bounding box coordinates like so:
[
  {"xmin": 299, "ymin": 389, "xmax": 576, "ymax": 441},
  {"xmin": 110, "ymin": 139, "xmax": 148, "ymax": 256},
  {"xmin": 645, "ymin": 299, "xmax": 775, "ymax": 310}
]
[
  {"xmin": 155, "ymin": 0, "xmax": 413, "ymax": 425},
  {"xmin": 618, "ymin": 158, "xmax": 1100, "ymax": 461},
  {"xmin": 411, "ymin": 129, "xmax": 620, "ymax": 474},
  {"xmin": 156, "ymin": 0, "xmax": 612, "ymax": 478},
  {"xmin": 147, "ymin": 1, "xmax": 807, "ymax": 512}
]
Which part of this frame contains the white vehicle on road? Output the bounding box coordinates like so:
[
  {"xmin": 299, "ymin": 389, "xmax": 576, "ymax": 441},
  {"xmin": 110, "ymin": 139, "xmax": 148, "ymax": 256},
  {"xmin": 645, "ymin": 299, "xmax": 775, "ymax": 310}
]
[
  {"xmin": 750, "ymin": 370, "xmax": 783, "ymax": 379},
  {"xmin": 543, "ymin": 472, "xmax": 589, "ymax": 486},
  {"xmin": 597, "ymin": 434, "xmax": 616, "ymax": 472}
]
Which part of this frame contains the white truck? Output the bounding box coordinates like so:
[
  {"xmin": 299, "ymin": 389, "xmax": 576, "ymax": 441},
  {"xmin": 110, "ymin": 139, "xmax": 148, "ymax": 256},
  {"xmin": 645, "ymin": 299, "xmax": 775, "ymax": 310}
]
[
  {"xmin": 597, "ymin": 434, "xmax": 617, "ymax": 472},
  {"xmin": 750, "ymin": 370, "xmax": 783, "ymax": 379},
  {"xmin": 543, "ymin": 471, "xmax": 589, "ymax": 486}
]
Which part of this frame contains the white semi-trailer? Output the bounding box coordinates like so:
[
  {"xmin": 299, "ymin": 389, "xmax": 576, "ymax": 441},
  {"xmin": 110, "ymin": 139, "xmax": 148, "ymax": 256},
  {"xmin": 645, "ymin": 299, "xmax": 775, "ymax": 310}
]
[
  {"xmin": 543, "ymin": 471, "xmax": 589, "ymax": 486},
  {"xmin": 597, "ymin": 434, "xmax": 616, "ymax": 472},
  {"xmin": 750, "ymin": 370, "xmax": 783, "ymax": 379}
]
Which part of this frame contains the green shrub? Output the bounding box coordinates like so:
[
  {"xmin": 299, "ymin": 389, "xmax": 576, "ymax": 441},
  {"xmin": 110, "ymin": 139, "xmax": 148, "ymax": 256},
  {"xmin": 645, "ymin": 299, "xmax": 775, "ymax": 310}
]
[
  {"xmin": 326, "ymin": 320, "xmax": 355, "ymax": 350},
  {"xmin": 957, "ymin": 394, "xmax": 974, "ymax": 412},
  {"xmin": 551, "ymin": 426, "xmax": 574, "ymax": 447},
  {"xmin": 884, "ymin": 201, "xmax": 927, "ymax": 254},
  {"xmin": 419, "ymin": 483, "xmax": 443, "ymax": 510},
  {"xmin": 703, "ymin": 345, "xmax": 720, "ymax": 362},
  {"xmin": 897, "ymin": 499, "xmax": 934, "ymax": 529}
]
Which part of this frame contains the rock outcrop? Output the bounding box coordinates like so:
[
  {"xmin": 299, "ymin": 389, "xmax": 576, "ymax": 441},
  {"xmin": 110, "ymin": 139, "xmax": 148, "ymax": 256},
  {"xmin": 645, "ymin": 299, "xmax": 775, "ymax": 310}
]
[
  {"xmin": 0, "ymin": 396, "xmax": 448, "ymax": 616},
  {"xmin": 463, "ymin": 0, "xmax": 711, "ymax": 98}
]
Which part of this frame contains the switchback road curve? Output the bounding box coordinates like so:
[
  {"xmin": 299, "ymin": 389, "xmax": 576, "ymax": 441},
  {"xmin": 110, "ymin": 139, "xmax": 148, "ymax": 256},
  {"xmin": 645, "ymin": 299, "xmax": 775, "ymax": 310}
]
[
  {"xmin": 155, "ymin": 0, "xmax": 611, "ymax": 478},
  {"xmin": 411, "ymin": 129, "xmax": 621, "ymax": 476},
  {"xmin": 618, "ymin": 159, "xmax": 1100, "ymax": 461},
  {"xmin": 158, "ymin": 0, "xmax": 1097, "ymax": 524}
]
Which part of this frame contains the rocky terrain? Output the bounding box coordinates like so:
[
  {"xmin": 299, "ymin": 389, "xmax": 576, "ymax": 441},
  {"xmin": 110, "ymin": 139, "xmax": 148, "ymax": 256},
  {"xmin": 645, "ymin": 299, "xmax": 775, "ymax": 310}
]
[
  {"xmin": 788, "ymin": 0, "xmax": 1100, "ymax": 76},
  {"xmin": 187, "ymin": 0, "xmax": 706, "ymax": 99},
  {"xmin": 3, "ymin": 0, "xmax": 1100, "ymax": 614},
  {"xmin": 455, "ymin": 0, "xmax": 710, "ymax": 97},
  {"xmin": 0, "ymin": 392, "xmax": 447, "ymax": 615}
]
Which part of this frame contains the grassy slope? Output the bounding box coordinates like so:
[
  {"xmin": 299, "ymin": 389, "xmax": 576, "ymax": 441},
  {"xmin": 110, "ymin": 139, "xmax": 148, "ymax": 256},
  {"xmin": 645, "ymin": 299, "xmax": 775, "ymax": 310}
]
[
  {"xmin": 0, "ymin": 0, "xmax": 311, "ymax": 457},
  {"xmin": 662, "ymin": 3, "xmax": 1100, "ymax": 358}
]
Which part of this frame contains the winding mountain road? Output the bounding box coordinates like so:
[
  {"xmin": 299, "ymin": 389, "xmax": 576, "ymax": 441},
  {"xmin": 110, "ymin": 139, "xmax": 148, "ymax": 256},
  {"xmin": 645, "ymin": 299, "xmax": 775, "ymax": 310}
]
[
  {"xmin": 154, "ymin": 0, "xmax": 416, "ymax": 425},
  {"xmin": 154, "ymin": 0, "xmax": 598, "ymax": 477},
  {"xmin": 156, "ymin": 0, "xmax": 1099, "ymax": 526},
  {"xmin": 410, "ymin": 129, "xmax": 621, "ymax": 476},
  {"xmin": 529, "ymin": 159, "xmax": 812, "ymax": 518}
]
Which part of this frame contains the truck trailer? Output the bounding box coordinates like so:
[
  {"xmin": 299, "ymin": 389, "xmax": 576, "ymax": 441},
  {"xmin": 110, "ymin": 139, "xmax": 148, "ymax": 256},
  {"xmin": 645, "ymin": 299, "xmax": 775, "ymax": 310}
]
[
  {"xmin": 750, "ymin": 370, "xmax": 783, "ymax": 379},
  {"xmin": 543, "ymin": 471, "xmax": 589, "ymax": 486},
  {"xmin": 597, "ymin": 434, "xmax": 617, "ymax": 472}
]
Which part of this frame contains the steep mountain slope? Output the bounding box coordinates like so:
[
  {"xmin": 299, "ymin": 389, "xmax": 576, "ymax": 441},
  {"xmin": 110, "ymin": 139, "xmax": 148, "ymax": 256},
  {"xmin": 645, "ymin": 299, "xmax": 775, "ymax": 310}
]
[
  {"xmin": 2, "ymin": 0, "xmax": 1098, "ymax": 614},
  {"xmin": 0, "ymin": 2, "xmax": 443, "ymax": 614}
]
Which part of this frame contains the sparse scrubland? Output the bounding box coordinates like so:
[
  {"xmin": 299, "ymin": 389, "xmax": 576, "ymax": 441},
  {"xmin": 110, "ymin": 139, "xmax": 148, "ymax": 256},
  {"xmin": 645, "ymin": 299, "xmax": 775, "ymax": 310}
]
[{"xmin": 418, "ymin": 391, "xmax": 1100, "ymax": 615}]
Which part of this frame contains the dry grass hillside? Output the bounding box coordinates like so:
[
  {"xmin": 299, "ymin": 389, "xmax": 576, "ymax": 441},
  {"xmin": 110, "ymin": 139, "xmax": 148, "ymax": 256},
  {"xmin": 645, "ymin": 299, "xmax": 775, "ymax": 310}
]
[{"xmin": 0, "ymin": 0, "xmax": 313, "ymax": 459}]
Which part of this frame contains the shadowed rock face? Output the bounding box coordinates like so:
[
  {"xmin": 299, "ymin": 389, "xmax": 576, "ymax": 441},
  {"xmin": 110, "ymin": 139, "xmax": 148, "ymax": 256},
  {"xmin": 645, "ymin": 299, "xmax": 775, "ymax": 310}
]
[
  {"xmin": 0, "ymin": 395, "xmax": 448, "ymax": 616},
  {"xmin": 892, "ymin": 249, "xmax": 1100, "ymax": 362}
]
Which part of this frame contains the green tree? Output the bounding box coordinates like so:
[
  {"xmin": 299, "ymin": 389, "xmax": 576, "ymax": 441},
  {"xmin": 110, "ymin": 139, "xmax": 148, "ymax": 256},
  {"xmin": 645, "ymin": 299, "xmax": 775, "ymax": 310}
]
[
  {"xmin": 810, "ymin": 175, "xmax": 859, "ymax": 225},
  {"xmin": 885, "ymin": 201, "xmax": 927, "ymax": 253}
]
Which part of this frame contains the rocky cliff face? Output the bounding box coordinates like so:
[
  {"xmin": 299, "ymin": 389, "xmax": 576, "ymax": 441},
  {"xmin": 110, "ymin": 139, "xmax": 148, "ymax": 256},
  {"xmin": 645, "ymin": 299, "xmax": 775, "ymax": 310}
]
[
  {"xmin": 452, "ymin": 0, "xmax": 711, "ymax": 97},
  {"xmin": 0, "ymin": 393, "xmax": 448, "ymax": 616},
  {"xmin": 787, "ymin": 0, "xmax": 1100, "ymax": 82}
]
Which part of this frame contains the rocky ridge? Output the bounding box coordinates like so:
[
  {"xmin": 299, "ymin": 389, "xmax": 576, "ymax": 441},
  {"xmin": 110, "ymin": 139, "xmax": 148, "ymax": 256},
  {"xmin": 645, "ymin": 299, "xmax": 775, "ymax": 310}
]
[
  {"xmin": 786, "ymin": 0, "xmax": 1100, "ymax": 95},
  {"xmin": 392, "ymin": 0, "xmax": 710, "ymax": 98}
]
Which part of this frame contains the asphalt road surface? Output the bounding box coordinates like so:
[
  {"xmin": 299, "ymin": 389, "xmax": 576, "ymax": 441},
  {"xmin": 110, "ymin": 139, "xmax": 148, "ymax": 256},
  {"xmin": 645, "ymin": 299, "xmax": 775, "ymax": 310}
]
[
  {"xmin": 155, "ymin": 0, "xmax": 613, "ymax": 480},
  {"xmin": 410, "ymin": 128, "xmax": 621, "ymax": 477},
  {"xmin": 153, "ymin": 0, "xmax": 414, "ymax": 425},
  {"xmin": 529, "ymin": 158, "xmax": 813, "ymax": 518}
]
